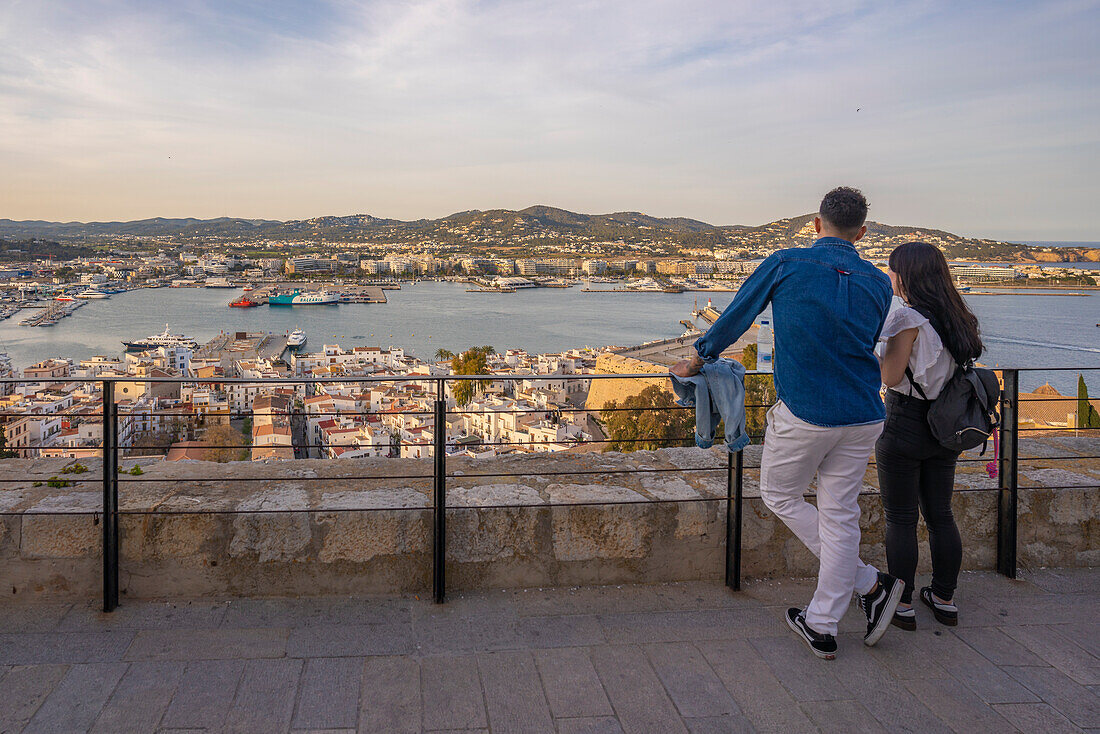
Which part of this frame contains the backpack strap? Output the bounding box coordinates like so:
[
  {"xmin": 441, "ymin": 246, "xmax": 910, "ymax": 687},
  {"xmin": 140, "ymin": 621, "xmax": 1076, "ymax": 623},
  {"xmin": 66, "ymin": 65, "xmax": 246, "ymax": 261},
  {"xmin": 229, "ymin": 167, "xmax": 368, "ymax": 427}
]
[
  {"xmin": 964, "ymin": 368, "xmax": 990, "ymax": 413},
  {"xmin": 904, "ymin": 365, "xmax": 929, "ymax": 400}
]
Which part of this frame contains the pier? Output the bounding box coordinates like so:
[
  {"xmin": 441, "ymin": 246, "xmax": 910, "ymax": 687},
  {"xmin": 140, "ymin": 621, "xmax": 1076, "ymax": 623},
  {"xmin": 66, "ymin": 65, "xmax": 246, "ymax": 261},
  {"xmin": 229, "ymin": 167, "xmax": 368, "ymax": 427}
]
[
  {"xmin": 692, "ymin": 302, "xmax": 723, "ymax": 325},
  {"xmin": 18, "ymin": 300, "xmax": 85, "ymax": 327},
  {"xmin": 194, "ymin": 331, "xmax": 289, "ymax": 363}
]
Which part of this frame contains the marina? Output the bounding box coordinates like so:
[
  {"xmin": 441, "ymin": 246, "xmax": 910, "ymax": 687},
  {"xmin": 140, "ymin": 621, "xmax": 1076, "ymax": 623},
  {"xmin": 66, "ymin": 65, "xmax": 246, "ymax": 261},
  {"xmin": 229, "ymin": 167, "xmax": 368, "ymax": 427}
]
[{"xmin": 17, "ymin": 299, "xmax": 85, "ymax": 326}]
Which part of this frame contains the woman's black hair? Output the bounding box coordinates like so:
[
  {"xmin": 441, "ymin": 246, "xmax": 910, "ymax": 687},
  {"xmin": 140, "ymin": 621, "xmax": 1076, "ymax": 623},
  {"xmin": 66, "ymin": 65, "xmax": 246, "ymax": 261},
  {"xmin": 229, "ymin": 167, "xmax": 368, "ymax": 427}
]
[{"xmin": 888, "ymin": 241, "xmax": 983, "ymax": 363}]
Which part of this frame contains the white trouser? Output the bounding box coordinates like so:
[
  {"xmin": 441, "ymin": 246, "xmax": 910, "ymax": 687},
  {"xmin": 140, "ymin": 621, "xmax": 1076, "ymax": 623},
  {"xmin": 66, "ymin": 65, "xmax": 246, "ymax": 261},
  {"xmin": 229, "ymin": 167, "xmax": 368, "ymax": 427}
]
[{"xmin": 760, "ymin": 402, "xmax": 883, "ymax": 635}]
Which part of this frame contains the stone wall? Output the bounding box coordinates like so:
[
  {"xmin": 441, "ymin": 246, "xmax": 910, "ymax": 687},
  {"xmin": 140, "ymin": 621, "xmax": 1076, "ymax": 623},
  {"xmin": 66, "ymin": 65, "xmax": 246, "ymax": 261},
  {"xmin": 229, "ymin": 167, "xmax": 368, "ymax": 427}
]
[
  {"xmin": 584, "ymin": 352, "xmax": 669, "ymax": 411},
  {"xmin": 0, "ymin": 437, "xmax": 1096, "ymax": 600}
]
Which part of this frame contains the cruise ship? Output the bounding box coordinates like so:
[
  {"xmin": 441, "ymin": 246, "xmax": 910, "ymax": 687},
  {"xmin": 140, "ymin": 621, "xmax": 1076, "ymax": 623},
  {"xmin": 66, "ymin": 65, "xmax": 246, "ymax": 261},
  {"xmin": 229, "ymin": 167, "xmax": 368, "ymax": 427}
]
[
  {"xmin": 122, "ymin": 324, "xmax": 199, "ymax": 351},
  {"xmin": 268, "ymin": 289, "xmax": 340, "ymax": 305}
]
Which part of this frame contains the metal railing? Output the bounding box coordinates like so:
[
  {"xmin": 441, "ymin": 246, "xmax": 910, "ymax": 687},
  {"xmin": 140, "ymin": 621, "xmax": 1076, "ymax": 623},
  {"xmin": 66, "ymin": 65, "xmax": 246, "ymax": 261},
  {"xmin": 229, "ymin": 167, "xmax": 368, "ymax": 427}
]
[{"xmin": 1, "ymin": 366, "xmax": 1097, "ymax": 612}]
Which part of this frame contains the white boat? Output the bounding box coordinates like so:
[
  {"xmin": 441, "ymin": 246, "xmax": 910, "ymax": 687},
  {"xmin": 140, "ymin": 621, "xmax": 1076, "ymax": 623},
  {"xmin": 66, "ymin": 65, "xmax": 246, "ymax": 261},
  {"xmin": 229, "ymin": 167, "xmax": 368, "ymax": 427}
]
[
  {"xmin": 123, "ymin": 324, "xmax": 199, "ymax": 351},
  {"xmin": 287, "ymin": 329, "xmax": 307, "ymax": 348},
  {"xmin": 75, "ymin": 288, "xmax": 109, "ymax": 299}
]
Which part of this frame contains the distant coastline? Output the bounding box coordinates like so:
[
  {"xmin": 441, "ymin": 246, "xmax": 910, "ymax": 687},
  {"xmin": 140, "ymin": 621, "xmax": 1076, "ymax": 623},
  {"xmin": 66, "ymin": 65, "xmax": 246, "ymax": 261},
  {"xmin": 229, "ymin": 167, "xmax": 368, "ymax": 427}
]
[{"xmin": 1021, "ymin": 241, "xmax": 1100, "ymax": 247}]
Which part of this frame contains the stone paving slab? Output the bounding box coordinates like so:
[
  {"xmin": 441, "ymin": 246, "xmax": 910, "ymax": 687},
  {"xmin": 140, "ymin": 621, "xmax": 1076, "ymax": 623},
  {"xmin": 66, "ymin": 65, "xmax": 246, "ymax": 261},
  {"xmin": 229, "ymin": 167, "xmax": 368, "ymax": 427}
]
[{"xmin": 0, "ymin": 570, "xmax": 1096, "ymax": 733}]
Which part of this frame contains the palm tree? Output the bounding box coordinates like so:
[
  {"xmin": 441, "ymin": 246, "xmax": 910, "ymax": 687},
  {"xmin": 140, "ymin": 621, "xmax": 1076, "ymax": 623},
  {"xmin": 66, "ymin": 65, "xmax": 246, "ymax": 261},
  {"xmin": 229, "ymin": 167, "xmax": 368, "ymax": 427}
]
[
  {"xmin": 435, "ymin": 348, "xmax": 455, "ymax": 361},
  {"xmin": 450, "ymin": 348, "xmax": 492, "ymax": 406}
]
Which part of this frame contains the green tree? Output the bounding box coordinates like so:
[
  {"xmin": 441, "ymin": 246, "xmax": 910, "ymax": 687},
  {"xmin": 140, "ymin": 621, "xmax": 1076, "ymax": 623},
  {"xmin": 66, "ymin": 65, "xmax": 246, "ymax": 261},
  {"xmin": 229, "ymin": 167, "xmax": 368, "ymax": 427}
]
[
  {"xmin": 435, "ymin": 348, "xmax": 455, "ymax": 361},
  {"xmin": 450, "ymin": 346, "xmax": 494, "ymax": 406},
  {"xmin": 600, "ymin": 384, "xmax": 694, "ymax": 452},
  {"xmin": 1078, "ymin": 375, "xmax": 1100, "ymax": 429},
  {"xmin": 738, "ymin": 343, "xmax": 777, "ymax": 443}
]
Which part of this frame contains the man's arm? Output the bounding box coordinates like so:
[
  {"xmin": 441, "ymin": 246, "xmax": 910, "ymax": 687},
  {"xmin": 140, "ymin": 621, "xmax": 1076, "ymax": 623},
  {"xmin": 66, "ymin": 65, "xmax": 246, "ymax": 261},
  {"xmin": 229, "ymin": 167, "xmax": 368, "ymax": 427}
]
[{"xmin": 671, "ymin": 255, "xmax": 781, "ymax": 377}]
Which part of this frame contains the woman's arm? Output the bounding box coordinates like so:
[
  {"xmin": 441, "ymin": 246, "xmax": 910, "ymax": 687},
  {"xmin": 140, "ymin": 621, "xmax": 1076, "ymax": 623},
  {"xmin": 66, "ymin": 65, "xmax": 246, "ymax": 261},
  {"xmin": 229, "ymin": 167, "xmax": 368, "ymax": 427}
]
[{"xmin": 880, "ymin": 327, "xmax": 918, "ymax": 388}]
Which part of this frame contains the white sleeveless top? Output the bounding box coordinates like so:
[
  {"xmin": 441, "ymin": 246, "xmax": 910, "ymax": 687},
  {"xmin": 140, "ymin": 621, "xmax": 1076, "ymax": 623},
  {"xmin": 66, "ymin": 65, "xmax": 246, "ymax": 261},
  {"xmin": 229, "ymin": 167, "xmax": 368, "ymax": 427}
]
[{"xmin": 879, "ymin": 306, "xmax": 957, "ymax": 400}]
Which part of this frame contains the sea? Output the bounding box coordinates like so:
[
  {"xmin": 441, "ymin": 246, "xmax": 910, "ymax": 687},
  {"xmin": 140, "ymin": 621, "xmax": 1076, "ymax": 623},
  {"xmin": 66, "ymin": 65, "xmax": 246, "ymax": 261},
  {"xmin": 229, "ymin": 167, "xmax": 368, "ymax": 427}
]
[{"xmin": 0, "ymin": 281, "xmax": 1096, "ymax": 395}]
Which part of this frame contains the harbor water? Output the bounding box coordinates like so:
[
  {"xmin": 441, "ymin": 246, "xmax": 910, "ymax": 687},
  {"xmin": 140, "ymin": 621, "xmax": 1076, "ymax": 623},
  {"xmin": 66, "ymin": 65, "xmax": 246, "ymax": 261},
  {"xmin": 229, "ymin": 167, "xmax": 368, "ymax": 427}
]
[{"xmin": 0, "ymin": 281, "xmax": 1095, "ymax": 394}]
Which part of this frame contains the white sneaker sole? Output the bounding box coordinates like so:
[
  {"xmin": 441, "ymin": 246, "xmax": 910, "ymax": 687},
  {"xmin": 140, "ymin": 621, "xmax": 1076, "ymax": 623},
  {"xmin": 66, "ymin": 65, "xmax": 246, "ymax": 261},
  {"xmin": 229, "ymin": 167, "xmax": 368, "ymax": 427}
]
[
  {"xmin": 864, "ymin": 580, "xmax": 905, "ymax": 647},
  {"xmin": 786, "ymin": 612, "xmax": 836, "ymax": 660}
]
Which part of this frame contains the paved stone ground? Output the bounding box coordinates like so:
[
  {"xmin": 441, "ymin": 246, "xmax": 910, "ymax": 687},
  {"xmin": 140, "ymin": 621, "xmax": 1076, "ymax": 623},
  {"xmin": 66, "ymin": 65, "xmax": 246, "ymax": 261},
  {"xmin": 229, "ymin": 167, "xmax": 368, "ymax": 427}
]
[{"xmin": 0, "ymin": 569, "xmax": 1097, "ymax": 733}]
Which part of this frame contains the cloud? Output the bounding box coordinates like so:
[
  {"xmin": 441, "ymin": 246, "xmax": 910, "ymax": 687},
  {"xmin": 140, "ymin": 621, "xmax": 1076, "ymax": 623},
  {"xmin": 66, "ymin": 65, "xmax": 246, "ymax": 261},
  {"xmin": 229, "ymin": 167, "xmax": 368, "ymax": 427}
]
[{"xmin": 0, "ymin": 0, "xmax": 1097, "ymax": 239}]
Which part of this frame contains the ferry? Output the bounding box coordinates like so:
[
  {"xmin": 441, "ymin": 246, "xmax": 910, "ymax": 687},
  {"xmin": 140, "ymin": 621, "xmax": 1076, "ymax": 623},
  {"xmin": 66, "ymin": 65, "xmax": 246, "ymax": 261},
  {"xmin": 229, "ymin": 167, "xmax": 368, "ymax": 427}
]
[
  {"xmin": 122, "ymin": 324, "xmax": 199, "ymax": 351},
  {"xmin": 228, "ymin": 296, "xmax": 259, "ymax": 308},
  {"xmin": 268, "ymin": 289, "xmax": 340, "ymax": 305},
  {"xmin": 287, "ymin": 328, "xmax": 307, "ymax": 348}
]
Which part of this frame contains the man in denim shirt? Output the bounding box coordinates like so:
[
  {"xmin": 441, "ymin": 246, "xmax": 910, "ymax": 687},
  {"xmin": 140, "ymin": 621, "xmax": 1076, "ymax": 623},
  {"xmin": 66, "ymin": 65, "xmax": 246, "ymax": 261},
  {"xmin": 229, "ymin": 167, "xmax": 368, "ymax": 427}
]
[{"xmin": 673, "ymin": 188, "xmax": 904, "ymax": 659}]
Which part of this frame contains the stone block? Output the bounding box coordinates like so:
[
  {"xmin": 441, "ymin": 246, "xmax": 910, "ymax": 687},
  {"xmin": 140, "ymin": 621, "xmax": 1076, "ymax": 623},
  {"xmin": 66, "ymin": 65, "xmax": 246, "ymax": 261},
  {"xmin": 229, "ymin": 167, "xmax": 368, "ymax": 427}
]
[
  {"xmin": 552, "ymin": 504, "xmax": 648, "ymax": 562},
  {"xmin": 20, "ymin": 515, "xmax": 98, "ymax": 559},
  {"xmin": 317, "ymin": 511, "xmax": 427, "ymax": 563},
  {"xmin": 121, "ymin": 514, "xmax": 219, "ymax": 561},
  {"xmin": 448, "ymin": 507, "xmax": 539, "ymax": 563}
]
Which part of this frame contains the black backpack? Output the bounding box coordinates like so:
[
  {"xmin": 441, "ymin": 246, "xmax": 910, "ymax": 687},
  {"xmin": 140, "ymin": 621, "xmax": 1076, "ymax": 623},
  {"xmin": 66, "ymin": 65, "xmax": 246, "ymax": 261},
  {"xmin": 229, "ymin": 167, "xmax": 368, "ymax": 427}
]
[{"xmin": 904, "ymin": 306, "xmax": 1001, "ymax": 453}]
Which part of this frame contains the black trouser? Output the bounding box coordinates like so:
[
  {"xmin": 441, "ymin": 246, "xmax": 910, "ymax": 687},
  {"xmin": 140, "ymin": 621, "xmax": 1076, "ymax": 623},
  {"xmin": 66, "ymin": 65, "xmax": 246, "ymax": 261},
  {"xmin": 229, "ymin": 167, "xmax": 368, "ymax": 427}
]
[{"xmin": 876, "ymin": 390, "xmax": 962, "ymax": 604}]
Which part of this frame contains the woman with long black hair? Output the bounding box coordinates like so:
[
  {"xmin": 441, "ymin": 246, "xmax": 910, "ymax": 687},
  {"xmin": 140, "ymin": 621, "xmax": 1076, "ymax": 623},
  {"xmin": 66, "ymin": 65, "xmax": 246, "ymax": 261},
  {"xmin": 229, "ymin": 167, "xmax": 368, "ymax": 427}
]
[{"xmin": 877, "ymin": 241, "xmax": 983, "ymax": 630}]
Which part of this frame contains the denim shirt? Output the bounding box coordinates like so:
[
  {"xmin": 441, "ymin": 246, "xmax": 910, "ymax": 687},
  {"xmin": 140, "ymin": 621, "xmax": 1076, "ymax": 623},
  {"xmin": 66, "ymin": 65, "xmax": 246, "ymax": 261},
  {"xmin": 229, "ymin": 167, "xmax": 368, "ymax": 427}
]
[
  {"xmin": 694, "ymin": 237, "xmax": 892, "ymax": 427},
  {"xmin": 670, "ymin": 358, "xmax": 751, "ymax": 453}
]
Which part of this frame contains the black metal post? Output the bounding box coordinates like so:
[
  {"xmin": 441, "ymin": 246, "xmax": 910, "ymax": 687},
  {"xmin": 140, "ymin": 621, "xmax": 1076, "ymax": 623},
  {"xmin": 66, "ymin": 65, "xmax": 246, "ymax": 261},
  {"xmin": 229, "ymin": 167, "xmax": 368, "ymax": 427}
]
[
  {"xmin": 101, "ymin": 380, "xmax": 119, "ymax": 612},
  {"xmin": 997, "ymin": 369, "xmax": 1019, "ymax": 578},
  {"xmin": 432, "ymin": 379, "xmax": 447, "ymax": 603},
  {"xmin": 725, "ymin": 449, "xmax": 744, "ymax": 590}
]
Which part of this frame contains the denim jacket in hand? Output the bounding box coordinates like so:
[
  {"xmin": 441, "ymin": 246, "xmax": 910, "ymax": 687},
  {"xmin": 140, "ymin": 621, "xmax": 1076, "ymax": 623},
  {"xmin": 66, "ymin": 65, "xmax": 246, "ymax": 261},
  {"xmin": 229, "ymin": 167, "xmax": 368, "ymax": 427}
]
[
  {"xmin": 670, "ymin": 358, "xmax": 751, "ymax": 453},
  {"xmin": 693, "ymin": 237, "xmax": 892, "ymax": 427}
]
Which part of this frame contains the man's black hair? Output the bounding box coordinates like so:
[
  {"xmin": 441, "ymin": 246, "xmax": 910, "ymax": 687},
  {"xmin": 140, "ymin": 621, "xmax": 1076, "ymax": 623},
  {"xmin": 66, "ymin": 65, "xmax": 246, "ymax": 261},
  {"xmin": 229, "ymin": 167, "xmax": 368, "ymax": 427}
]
[{"xmin": 819, "ymin": 187, "xmax": 868, "ymax": 237}]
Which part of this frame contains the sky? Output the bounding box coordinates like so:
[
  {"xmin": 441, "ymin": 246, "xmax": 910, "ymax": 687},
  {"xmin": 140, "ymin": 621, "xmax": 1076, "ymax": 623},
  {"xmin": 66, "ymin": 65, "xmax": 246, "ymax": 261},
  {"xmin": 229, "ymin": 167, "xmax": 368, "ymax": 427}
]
[{"xmin": 0, "ymin": 0, "xmax": 1098, "ymax": 240}]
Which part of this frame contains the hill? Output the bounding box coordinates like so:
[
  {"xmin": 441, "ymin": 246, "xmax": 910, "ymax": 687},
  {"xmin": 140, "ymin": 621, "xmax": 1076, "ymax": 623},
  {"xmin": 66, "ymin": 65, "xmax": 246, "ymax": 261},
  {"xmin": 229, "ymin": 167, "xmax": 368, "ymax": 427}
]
[{"xmin": 0, "ymin": 207, "xmax": 1062, "ymax": 261}]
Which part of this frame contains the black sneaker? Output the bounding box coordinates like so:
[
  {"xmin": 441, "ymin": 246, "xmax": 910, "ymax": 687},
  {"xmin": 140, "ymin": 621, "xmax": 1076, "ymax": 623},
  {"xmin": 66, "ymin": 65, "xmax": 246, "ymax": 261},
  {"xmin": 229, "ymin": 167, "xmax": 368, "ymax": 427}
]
[
  {"xmin": 857, "ymin": 572, "xmax": 905, "ymax": 646},
  {"xmin": 919, "ymin": 587, "xmax": 958, "ymax": 626},
  {"xmin": 891, "ymin": 606, "xmax": 916, "ymax": 631},
  {"xmin": 785, "ymin": 608, "xmax": 837, "ymax": 660}
]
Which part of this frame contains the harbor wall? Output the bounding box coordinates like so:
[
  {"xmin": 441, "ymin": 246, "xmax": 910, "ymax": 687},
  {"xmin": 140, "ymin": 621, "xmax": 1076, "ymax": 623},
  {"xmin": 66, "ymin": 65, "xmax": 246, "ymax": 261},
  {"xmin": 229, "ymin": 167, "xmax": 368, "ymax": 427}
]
[
  {"xmin": 584, "ymin": 351, "xmax": 671, "ymax": 411},
  {"xmin": 1, "ymin": 437, "xmax": 1097, "ymax": 600}
]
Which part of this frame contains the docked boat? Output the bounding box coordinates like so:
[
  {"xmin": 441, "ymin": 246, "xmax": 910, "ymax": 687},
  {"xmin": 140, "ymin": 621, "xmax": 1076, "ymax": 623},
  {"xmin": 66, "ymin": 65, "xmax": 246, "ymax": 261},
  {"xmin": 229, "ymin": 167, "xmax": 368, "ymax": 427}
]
[
  {"xmin": 287, "ymin": 329, "xmax": 307, "ymax": 348},
  {"xmin": 54, "ymin": 295, "xmax": 76, "ymax": 302},
  {"xmin": 122, "ymin": 324, "xmax": 198, "ymax": 351},
  {"xmin": 268, "ymin": 289, "xmax": 340, "ymax": 305},
  {"xmin": 242, "ymin": 284, "xmax": 254, "ymax": 292},
  {"xmin": 228, "ymin": 296, "xmax": 259, "ymax": 308},
  {"xmin": 75, "ymin": 288, "xmax": 109, "ymax": 299}
]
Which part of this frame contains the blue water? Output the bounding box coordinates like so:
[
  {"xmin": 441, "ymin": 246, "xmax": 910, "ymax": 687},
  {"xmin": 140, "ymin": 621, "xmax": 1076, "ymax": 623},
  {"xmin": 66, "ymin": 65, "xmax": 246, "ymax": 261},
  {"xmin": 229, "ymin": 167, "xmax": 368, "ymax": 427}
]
[{"xmin": 0, "ymin": 282, "xmax": 1095, "ymax": 394}]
